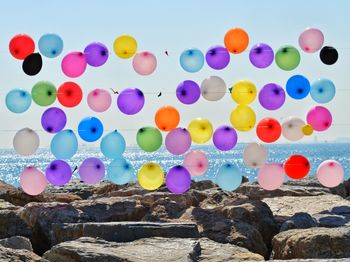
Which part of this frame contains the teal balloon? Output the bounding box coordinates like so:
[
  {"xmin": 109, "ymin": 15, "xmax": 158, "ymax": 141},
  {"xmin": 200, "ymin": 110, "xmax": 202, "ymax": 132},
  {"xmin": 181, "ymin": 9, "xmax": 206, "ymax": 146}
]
[
  {"xmin": 310, "ymin": 79, "xmax": 336, "ymax": 103},
  {"xmin": 100, "ymin": 130, "xmax": 126, "ymax": 159},
  {"xmin": 38, "ymin": 33, "xmax": 64, "ymax": 58},
  {"xmin": 5, "ymin": 89, "xmax": 32, "ymax": 113},
  {"xmin": 50, "ymin": 129, "xmax": 78, "ymax": 159},
  {"xmin": 107, "ymin": 158, "xmax": 134, "ymax": 185},
  {"xmin": 180, "ymin": 48, "xmax": 204, "ymax": 73},
  {"xmin": 215, "ymin": 163, "xmax": 242, "ymax": 191}
]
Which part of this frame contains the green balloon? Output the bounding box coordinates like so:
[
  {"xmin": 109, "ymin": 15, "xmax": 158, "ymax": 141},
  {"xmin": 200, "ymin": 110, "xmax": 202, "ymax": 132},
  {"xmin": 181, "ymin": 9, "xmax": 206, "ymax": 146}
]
[
  {"xmin": 136, "ymin": 127, "xmax": 162, "ymax": 152},
  {"xmin": 275, "ymin": 45, "xmax": 300, "ymax": 71},
  {"xmin": 31, "ymin": 81, "xmax": 57, "ymax": 106}
]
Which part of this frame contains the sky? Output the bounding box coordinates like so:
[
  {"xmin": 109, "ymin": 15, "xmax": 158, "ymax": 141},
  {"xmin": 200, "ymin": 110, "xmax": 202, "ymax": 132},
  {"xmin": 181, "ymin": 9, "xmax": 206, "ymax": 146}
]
[{"xmin": 0, "ymin": 0, "xmax": 350, "ymax": 148}]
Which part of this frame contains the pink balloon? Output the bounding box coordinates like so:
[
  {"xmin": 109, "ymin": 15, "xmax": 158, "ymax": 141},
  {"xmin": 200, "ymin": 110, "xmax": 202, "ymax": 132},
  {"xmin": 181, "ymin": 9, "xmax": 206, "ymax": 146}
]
[
  {"xmin": 183, "ymin": 150, "xmax": 208, "ymax": 176},
  {"xmin": 132, "ymin": 51, "xmax": 157, "ymax": 75},
  {"xmin": 257, "ymin": 163, "xmax": 285, "ymax": 191},
  {"xmin": 165, "ymin": 128, "xmax": 191, "ymax": 155},
  {"xmin": 317, "ymin": 160, "xmax": 344, "ymax": 188},
  {"xmin": 61, "ymin": 51, "xmax": 87, "ymax": 78},
  {"xmin": 87, "ymin": 89, "xmax": 112, "ymax": 112},
  {"xmin": 306, "ymin": 106, "xmax": 332, "ymax": 131},
  {"xmin": 299, "ymin": 27, "xmax": 324, "ymax": 53},
  {"xmin": 20, "ymin": 166, "xmax": 47, "ymax": 196}
]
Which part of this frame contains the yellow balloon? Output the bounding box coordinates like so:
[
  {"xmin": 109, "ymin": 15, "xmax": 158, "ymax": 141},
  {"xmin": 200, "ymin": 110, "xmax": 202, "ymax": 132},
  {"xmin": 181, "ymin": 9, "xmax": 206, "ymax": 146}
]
[
  {"xmin": 231, "ymin": 80, "xmax": 257, "ymax": 104},
  {"xmin": 230, "ymin": 105, "xmax": 256, "ymax": 131},
  {"xmin": 113, "ymin": 35, "xmax": 137, "ymax": 59},
  {"xmin": 138, "ymin": 162, "xmax": 164, "ymax": 190},
  {"xmin": 302, "ymin": 124, "xmax": 314, "ymax": 136},
  {"xmin": 187, "ymin": 118, "xmax": 213, "ymax": 144}
]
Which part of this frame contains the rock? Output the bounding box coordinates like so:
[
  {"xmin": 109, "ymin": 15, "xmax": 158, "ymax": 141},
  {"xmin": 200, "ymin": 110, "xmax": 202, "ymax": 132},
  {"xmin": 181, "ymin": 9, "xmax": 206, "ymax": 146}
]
[
  {"xmin": 272, "ymin": 260, "xmax": 350, "ymax": 262},
  {"xmin": 0, "ymin": 199, "xmax": 18, "ymax": 210},
  {"xmin": 0, "ymin": 236, "xmax": 33, "ymax": 251},
  {"xmin": 191, "ymin": 180, "xmax": 218, "ymax": 190},
  {"xmin": 280, "ymin": 212, "xmax": 318, "ymax": 232},
  {"xmin": 0, "ymin": 209, "xmax": 32, "ymax": 239},
  {"xmin": 313, "ymin": 205, "xmax": 350, "ymax": 228},
  {"xmin": 0, "ymin": 245, "xmax": 47, "ymax": 261}
]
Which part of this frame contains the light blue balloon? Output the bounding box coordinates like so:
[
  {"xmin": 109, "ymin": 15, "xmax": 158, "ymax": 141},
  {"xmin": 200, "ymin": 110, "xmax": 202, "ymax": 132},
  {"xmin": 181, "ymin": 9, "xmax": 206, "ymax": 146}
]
[
  {"xmin": 107, "ymin": 158, "xmax": 134, "ymax": 185},
  {"xmin": 215, "ymin": 163, "xmax": 242, "ymax": 191},
  {"xmin": 78, "ymin": 117, "xmax": 103, "ymax": 142},
  {"xmin": 310, "ymin": 79, "xmax": 336, "ymax": 103},
  {"xmin": 100, "ymin": 130, "xmax": 126, "ymax": 159},
  {"xmin": 51, "ymin": 129, "xmax": 78, "ymax": 159},
  {"xmin": 286, "ymin": 75, "xmax": 310, "ymax": 100},
  {"xmin": 180, "ymin": 48, "xmax": 204, "ymax": 73},
  {"xmin": 5, "ymin": 89, "xmax": 32, "ymax": 113},
  {"xmin": 38, "ymin": 33, "xmax": 64, "ymax": 58}
]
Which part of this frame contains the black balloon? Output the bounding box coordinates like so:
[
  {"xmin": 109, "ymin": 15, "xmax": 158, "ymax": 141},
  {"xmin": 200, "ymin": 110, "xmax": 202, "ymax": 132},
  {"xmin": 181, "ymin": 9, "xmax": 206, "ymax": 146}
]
[
  {"xmin": 22, "ymin": 53, "xmax": 42, "ymax": 75},
  {"xmin": 320, "ymin": 46, "xmax": 338, "ymax": 65}
]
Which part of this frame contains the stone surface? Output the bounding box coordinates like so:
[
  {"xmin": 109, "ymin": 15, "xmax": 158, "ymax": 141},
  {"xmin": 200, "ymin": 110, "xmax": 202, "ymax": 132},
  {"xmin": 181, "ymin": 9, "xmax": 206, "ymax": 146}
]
[
  {"xmin": 0, "ymin": 209, "xmax": 32, "ymax": 239},
  {"xmin": 0, "ymin": 236, "xmax": 33, "ymax": 251},
  {"xmin": 313, "ymin": 205, "xmax": 350, "ymax": 228},
  {"xmin": 280, "ymin": 212, "xmax": 318, "ymax": 232},
  {"xmin": 0, "ymin": 245, "xmax": 47, "ymax": 261}
]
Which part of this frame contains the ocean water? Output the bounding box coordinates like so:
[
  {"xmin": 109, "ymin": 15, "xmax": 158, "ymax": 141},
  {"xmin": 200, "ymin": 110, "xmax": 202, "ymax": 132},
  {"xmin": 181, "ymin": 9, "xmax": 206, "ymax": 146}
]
[{"xmin": 1, "ymin": 143, "xmax": 349, "ymax": 188}]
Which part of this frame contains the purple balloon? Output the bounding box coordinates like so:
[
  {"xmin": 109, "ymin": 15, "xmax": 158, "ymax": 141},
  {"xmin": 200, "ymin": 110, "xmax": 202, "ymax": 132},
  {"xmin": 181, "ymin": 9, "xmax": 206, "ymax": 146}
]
[
  {"xmin": 213, "ymin": 125, "xmax": 238, "ymax": 151},
  {"xmin": 41, "ymin": 107, "xmax": 67, "ymax": 133},
  {"xmin": 165, "ymin": 128, "xmax": 192, "ymax": 155},
  {"xmin": 79, "ymin": 157, "xmax": 105, "ymax": 184},
  {"xmin": 117, "ymin": 88, "xmax": 145, "ymax": 115},
  {"xmin": 259, "ymin": 83, "xmax": 286, "ymax": 110},
  {"xmin": 166, "ymin": 165, "xmax": 191, "ymax": 194},
  {"xmin": 249, "ymin": 43, "xmax": 274, "ymax": 68},
  {"xmin": 205, "ymin": 45, "xmax": 230, "ymax": 70},
  {"xmin": 176, "ymin": 80, "xmax": 200, "ymax": 105},
  {"xmin": 45, "ymin": 160, "xmax": 72, "ymax": 186},
  {"xmin": 84, "ymin": 42, "xmax": 109, "ymax": 67}
]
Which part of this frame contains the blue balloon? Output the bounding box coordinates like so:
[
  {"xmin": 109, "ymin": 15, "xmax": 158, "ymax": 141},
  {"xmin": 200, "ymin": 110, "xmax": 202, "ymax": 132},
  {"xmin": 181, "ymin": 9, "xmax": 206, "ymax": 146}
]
[
  {"xmin": 310, "ymin": 79, "xmax": 336, "ymax": 103},
  {"xmin": 38, "ymin": 33, "xmax": 64, "ymax": 58},
  {"xmin": 100, "ymin": 130, "xmax": 126, "ymax": 158},
  {"xmin": 78, "ymin": 117, "xmax": 103, "ymax": 142},
  {"xmin": 107, "ymin": 158, "xmax": 134, "ymax": 185},
  {"xmin": 180, "ymin": 48, "xmax": 204, "ymax": 73},
  {"xmin": 286, "ymin": 75, "xmax": 311, "ymax": 99},
  {"xmin": 215, "ymin": 163, "xmax": 242, "ymax": 191},
  {"xmin": 50, "ymin": 129, "xmax": 78, "ymax": 159},
  {"xmin": 5, "ymin": 89, "xmax": 32, "ymax": 113}
]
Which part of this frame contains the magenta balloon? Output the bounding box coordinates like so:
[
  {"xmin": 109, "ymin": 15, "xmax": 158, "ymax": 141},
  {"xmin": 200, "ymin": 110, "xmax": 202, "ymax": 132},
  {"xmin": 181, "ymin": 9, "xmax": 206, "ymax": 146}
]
[
  {"xmin": 41, "ymin": 107, "xmax": 67, "ymax": 133},
  {"xmin": 45, "ymin": 160, "xmax": 72, "ymax": 186},
  {"xmin": 79, "ymin": 157, "xmax": 105, "ymax": 184},
  {"xmin": 257, "ymin": 163, "xmax": 285, "ymax": 190},
  {"xmin": 183, "ymin": 150, "xmax": 208, "ymax": 177},
  {"xmin": 117, "ymin": 88, "xmax": 145, "ymax": 115},
  {"xmin": 87, "ymin": 89, "xmax": 112, "ymax": 112},
  {"xmin": 165, "ymin": 128, "xmax": 192, "ymax": 155},
  {"xmin": 249, "ymin": 43, "xmax": 274, "ymax": 68},
  {"xmin": 132, "ymin": 51, "xmax": 157, "ymax": 75},
  {"xmin": 165, "ymin": 165, "xmax": 191, "ymax": 194},
  {"xmin": 61, "ymin": 51, "xmax": 87, "ymax": 78},
  {"xmin": 317, "ymin": 160, "xmax": 344, "ymax": 188},
  {"xmin": 205, "ymin": 45, "xmax": 230, "ymax": 70},
  {"xmin": 176, "ymin": 80, "xmax": 200, "ymax": 105},
  {"xmin": 299, "ymin": 27, "xmax": 324, "ymax": 53},
  {"xmin": 213, "ymin": 125, "xmax": 238, "ymax": 151},
  {"xmin": 20, "ymin": 166, "xmax": 47, "ymax": 196},
  {"xmin": 84, "ymin": 42, "xmax": 109, "ymax": 67},
  {"xmin": 306, "ymin": 106, "xmax": 332, "ymax": 131},
  {"xmin": 259, "ymin": 83, "xmax": 286, "ymax": 110}
]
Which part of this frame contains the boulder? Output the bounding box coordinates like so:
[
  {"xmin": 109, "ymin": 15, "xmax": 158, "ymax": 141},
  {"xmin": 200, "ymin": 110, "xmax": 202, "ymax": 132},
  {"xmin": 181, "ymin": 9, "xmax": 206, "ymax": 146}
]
[
  {"xmin": 0, "ymin": 209, "xmax": 32, "ymax": 239},
  {"xmin": 0, "ymin": 245, "xmax": 47, "ymax": 261},
  {"xmin": 280, "ymin": 212, "xmax": 318, "ymax": 232},
  {"xmin": 0, "ymin": 236, "xmax": 33, "ymax": 251},
  {"xmin": 313, "ymin": 205, "xmax": 350, "ymax": 228}
]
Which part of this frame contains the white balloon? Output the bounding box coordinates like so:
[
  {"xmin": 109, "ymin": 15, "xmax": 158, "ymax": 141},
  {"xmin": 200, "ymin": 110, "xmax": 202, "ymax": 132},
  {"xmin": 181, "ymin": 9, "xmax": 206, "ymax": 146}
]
[
  {"xmin": 282, "ymin": 117, "xmax": 305, "ymax": 141},
  {"xmin": 201, "ymin": 76, "xmax": 226, "ymax": 101},
  {"xmin": 243, "ymin": 143, "xmax": 268, "ymax": 168},
  {"xmin": 13, "ymin": 128, "xmax": 40, "ymax": 156}
]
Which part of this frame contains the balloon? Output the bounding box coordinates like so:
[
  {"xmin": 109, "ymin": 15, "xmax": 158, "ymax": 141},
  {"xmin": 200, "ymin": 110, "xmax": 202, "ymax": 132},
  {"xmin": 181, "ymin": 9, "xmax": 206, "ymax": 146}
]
[
  {"xmin": 136, "ymin": 127, "xmax": 162, "ymax": 152},
  {"xmin": 155, "ymin": 106, "xmax": 180, "ymax": 131},
  {"xmin": 183, "ymin": 150, "xmax": 208, "ymax": 177},
  {"xmin": 31, "ymin": 81, "xmax": 57, "ymax": 106},
  {"xmin": 298, "ymin": 27, "xmax": 324, "ymax": 53},
  {"xmin": 187, "ymin": 118, "xmax": 213, "ymax": 144},
  {"xmin": 84, "ymin": 42, "xmax": 109, "ymax": 67},
  {"xmin": 224, "ymin": 28, "xmax": 249, "ymax": 54},
  {"xmin": 138, "ymin": 162, "xmax": 164, "ymax": 190},
  {"xmin": 117, "ymin": 88, "xmax": 145, "ymax": 115},
  {"xmin": 243, "ymin": 143, "xmax": 268, "ymax": 168},
  {"xmin": 38, "ymin": 33, "xmax": 64, "ymax": 58},
  {"xmin": 284, "ymin": 155, "xmax": 310, "ymax": 179},
  {"xmin": 87, "ymin": 89, "xmax": 112, "ymax": 112},
  {"xmin": 50, "ymin": 129, "xmax": 78, "ymax": 159},
  {"xmin": 113, "ymin": 35, "xmax": 137, "ymax": 59},
  {"xmin": 215, "ymin": 163, "xmax": 242, "ymax": 191},
  {"xmin": 201, "ymin": 76, "xmax": 226, "ymax": 101},
  {"xmin": 45, "ymin": 160, "xmax": 72, "ymax": 186},
  {"xmin": 249, "ymin": 43, "xmax": 274, "ymax": 68},
  {"xmin": 282, "ymin": 117, "xmax": 305, "ymax": 141},
  {"xmin": 57, "ymin": 82, "xmax": 83, "ymax": 107},
  {"xmin": 213, "ymin": 125, "xmax": 238, "ymax": 151},
  {"xmin": 166, "ymin": 165, "xmax": 191, "ymax": 194},
  {"xmin": 9, "ymin": 34, "xmax": 35, "ymax": 60},
  {"xmin": 306, "ymin": 106, "xmax": 332, "ymax": 131},
  {"xmin": 41, "ymin": 107, "xmax": 67, "ymax": 133},
  {"xmin": 132, "ymin": 51, "xmax": 157, "ymax": 75},
  {"xmin": 179, "ymin": 48, "xmax": 204, "ymax": 72},
  {"xmin": 22, "ymin": 53, "xmax": 42, "ymax": 76},
  {"xmin": 107, "ymin": 158, "xmax": 134, "ymax": 185},
  {"xmin": 259, "ymin": 83, "xmax": 285, "ymax": 110},
  {"xmin": 13, "ymin": 128, "xmax": 39, "ymax": 156},
  {"xmin": 256, "ymin": 117, "xmax": 282, "ymax": 143},
  {"xmin": 317, "ymin": 160, "xmax": 344, "ymax": 188},
  {"xmin": 79, "ymin": 158, "xmax": 105, "ymax": 184},
  {"xmin": 205, "ymin": 45, "xmax": 230, "ymax": 70},
  {"xmin": 176, "ymin": 80, "xmax": 200, "ymax": 104},
  {"xmin": 100, "ymin": 130, "xmax": 126, "ymax": 159},
  {"xmin": 20, "ymin": 167, "xmax": 47, "ymax": 195},
  {"xmin": 286, "ymin": 75, "xmax": 311, "ymax": 99},
  {"xmin": 165, "ymin": 128, "xmax": 191, "ymax": 155},
  {"xmin": 78, "ymin": 117, "xmax": 104, "ymax": 142},
  {"xmin": 275, "ymin": 45, "xmax": 300, "ymax": 71},
  {"xmin": 302, "ymin": 124, "xmax": 314, "ymax": 136},
  {"xmin": 257, "ymin": 163, "xmax": 285, "ymax": 190},
  {"xmin": 231, "ymin": 80, "xmax": 257, "ymax": 104},
  {"xmin": 5, "ymin": 89, "xmax": 32, "ymax": 113},
  {"xmin": 61, "ymin": 51, "xmax": 87, "ymax": 78},
  {"xmin": 310, "ymin": 79, "xmax": 335, "ymax": 103},
  {"xmin": 320, "ymin": 46, "xmax": 338, "ymax": 65},
  {"xmin": 230, "ymin": 105, "xmax": 256, "ymax": 132}
]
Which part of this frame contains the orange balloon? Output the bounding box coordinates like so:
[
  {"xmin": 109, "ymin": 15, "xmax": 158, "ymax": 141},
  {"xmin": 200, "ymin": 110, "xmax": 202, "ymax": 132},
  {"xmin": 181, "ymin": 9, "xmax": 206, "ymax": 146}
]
[
  {"xmin": 155, "ymin": 106, "xmax": 180, "ymax": 131},
  {"xmin": 224, "ymin": 28, "xmax": 249, "ymax": 54}
]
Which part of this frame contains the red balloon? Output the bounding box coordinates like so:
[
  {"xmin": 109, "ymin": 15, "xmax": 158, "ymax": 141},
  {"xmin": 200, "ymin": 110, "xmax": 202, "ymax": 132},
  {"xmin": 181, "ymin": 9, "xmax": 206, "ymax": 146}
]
[
  {"xmin": 256, "ymin": 117, "xmax": 281, "ymax": 143},
  {"xmin": 9, "ymin": 34, "xmax": 35, "ymax": 60},
  {"xmin": 284, "ymin": 155, "xmax": 310, "ymax": 179},
  {"xmin": 57, "ymin": 82, "xmax": 83, "ymax": 107}
]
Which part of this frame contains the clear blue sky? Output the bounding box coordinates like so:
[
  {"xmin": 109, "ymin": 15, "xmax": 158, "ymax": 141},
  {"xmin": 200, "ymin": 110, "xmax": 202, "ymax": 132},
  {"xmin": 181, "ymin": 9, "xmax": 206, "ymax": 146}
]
[{"xmin": 1, "ymin": 0, "xmax": 349, "ymax": 148}]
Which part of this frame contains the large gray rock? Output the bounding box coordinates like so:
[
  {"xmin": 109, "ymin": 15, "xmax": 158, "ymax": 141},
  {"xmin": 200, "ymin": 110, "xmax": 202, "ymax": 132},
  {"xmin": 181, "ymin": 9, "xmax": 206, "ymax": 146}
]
[
  {"xmin": 313, "ymin": 205, "xmax": 350, "ymax": 228},
  {"xmin": 0, "ymin": 245, "xmax": 47, "ymax": 261},
  {"xmin": 280, "ymin": 212, "xmax": 318, "ymax": 232},
  {"xmin": 0, "ymin": 236, "xmax": 33, "ymax": 251},
  {"xmin": 0, "ymin": 209, "xmax": 32, "ymax": 239}
]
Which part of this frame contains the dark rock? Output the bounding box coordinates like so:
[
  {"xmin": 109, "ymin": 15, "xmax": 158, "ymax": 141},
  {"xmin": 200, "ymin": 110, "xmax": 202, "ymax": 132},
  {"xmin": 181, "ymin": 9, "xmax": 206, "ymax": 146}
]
[
  {"xmin": 280, "ymin": 212, "xmax": 318, "ymax": 232},
  {"xmin": 313, "ymin": 205, "xmax": 350, "ymax": 227},
  {"xmin": 0, "ymin": 209, "xmax": 32, "ymax": 239},
  {"xmin": 0, "ymin": 236, "xmax": 33, "ymax": 251}
]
